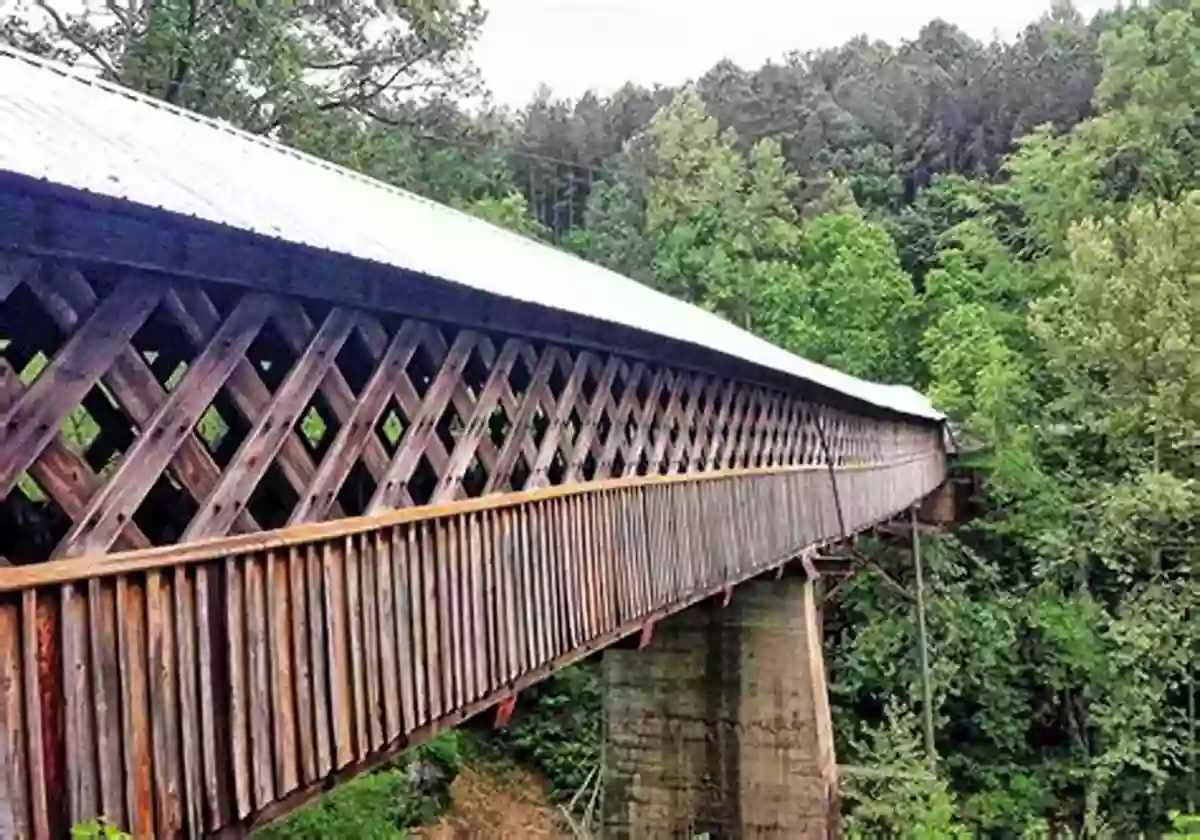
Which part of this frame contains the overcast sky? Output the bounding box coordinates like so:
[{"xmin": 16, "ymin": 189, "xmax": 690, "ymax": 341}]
[{"xmin": 472, "ymin": 0, "xmax": 1115, "ymax": 106}]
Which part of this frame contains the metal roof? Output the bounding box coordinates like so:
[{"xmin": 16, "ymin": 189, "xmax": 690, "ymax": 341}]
[{"xmin": 0, "ymin": 46, "xmax": 942, "ymax": 422}]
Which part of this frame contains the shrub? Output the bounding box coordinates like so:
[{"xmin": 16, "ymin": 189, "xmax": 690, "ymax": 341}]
[{"xmin": 252, "ymin": 731, "xmax": 468, "ymax": 840}]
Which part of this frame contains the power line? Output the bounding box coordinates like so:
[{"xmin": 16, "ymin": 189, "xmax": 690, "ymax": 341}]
[{"xmin": 50, "ymin": 63, "xmax": 629, "ymax": 181}]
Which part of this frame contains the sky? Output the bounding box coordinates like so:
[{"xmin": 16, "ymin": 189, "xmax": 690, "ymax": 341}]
[{"xmin": 471, "ymin": 0, "xmax": 1115, "ymax": 106}]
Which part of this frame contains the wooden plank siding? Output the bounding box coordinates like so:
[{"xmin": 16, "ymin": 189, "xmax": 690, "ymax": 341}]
[{"xmin": 0, "ymin": 253, "xmax": 948, "ymax": 836}]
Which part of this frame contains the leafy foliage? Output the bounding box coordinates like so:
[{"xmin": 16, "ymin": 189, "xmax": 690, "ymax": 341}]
[
  {"xmin": 251, "ymin": 731, "xmax": 470, "ymax": 840},
  {"xmin": 2, "ymin": 0, "xmax": 484, "ymax": 130},
  {"xmin": 841, "ymin": 702, "xmax": 972, "ymax": 839},
  {"xmin": 71, "ymin": 820, "xmax": 131, "ymax": 840},
  {"xmin": 487, "ymin": 665, "xmax": 602, "ymax": 802}
]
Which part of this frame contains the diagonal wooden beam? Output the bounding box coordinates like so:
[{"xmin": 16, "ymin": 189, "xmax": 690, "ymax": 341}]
[
  {"xmin": 621, "ymin": 368, "xmax": 666, "ymax": 477},
  {"xmin": 683, "ymin": 377, "xmax": 723, "ymax": 472},
  {"xmin": 564, "ymin": 356, "xmax": 622, "ymax": 483},
  {"xmin": 734, "ymin": 388, "xmax": 766, "ymax": 468},
  {"xmin": 183, "ymin": 308, "xmax": 357, "ymax": 540},
  {"xmin": 750, "ymin": 391, "xmax": 772, "ymax": 467},
  {"xmin": 770, "ymin": 397, "xmax": 789, "ymax": 465},
  {"xmin": 357, "ymin": 318, "xmax": 459, "ymax": 491},
  {"xmin": 54, "ymin": 293, "xmax": 277, "ymax": 558},
  {"xmin": 664, "ymin": 374, "xmax": 704, "ymax": 474},
  {"xmin": 645, "ymin": 370, "xmax": 685, "ymax": 474},
  {"xmin": 582, "ymin": 358, "xmax": 623, "ymax": 471},
  {"xmin": 788, "ymin": 398, "xmax": 805, "ymax": 465},
  {"xmin": 0, "ymin": 276, "xmax": 164, "ymax": 499},
  {"xmin": 0, "ymin": 254, "xmax": 36, "ymax": 302},
  {"xmin": 548, "ymin": 349, "xmax": 591, "ymax": 476},
  {"xmin": 163, "ymin": 287, "xmax": 348, "ymax": 522},
  {"xmin": 389, "ymin": 369, "xmax": 450, "ymax": 495},
  {"xmin": 597, "ymin": 362, "xmax": 645, "ymax": 477},
  {"xmin": 0, "ymin": 359, "xmax": 150, "ymax": 551},
  {"xmin": 754, "ymin": 392, "xmax": 781, "ymax": 467},
  {"xmin": 741, "ymin": 388, "xmax": 767, "ymax": 464},
  {"xmin": 704, "ymin": 381, "xmax": 738, "ymax": 470},
  {"xmin": 776, "ymin": 398, "xmax": 800, "ymax": 466},
  {"xmin": 526, "ymin": 350, "xmax": 591, "ymax": 490},
  {"xmin": 428, "ymin": 329, "xmax": 544, "ymax": 485},
  {"xmin": 483, "ymin": 347, "xmax": 558, "ymax": 494},
  {"xmin": 495, "ymin": 345, "xmax": 545, "ymax": 474},
  {"xmin": 366, "ymin": 329, "xmax": 477, "ymax": 514},
  {"xmin": 801, "ymin": 406, "xmax": 820, "ymax": 465},
  {"xmin": 792, "ymin": 396, "xmax": 811, "ymax": 463},
  {"xmin": 718, "ymin": 388, "xmax": 751, "ymax": 469},
  {"xmin": 664, "ymin": 373, "xmax": 709, "ymax": 475},
  {"xmin": 288, "ymin": 321, "xmax": 423, "ymax": 525},
  {"xmin": 29, "ymin": 270, "xmax": 264, "ymax": 540},
  {"xmin": 431, "ymin": 339, "xmax": 522, "ymax": 503},
  {"xmin": 273, "ymin": 306, "xmax": 394, "ymax": 484},
  {"xmin": 783, "ymin": 396, "xmax": 800, "ymax": 463}
]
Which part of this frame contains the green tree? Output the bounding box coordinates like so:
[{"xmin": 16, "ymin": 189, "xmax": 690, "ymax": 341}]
[
  {"xmin": 1035, "ymin": 195, "xmax": 1199, "ymax": 483},
  {"xmin": 628, "ymin": 90, "xmax": 918, "ymax": 382},
  {"xmin": 842, "ymin": 701, "xmax": 972, "ymax": 839},
  {"xmin": 2, "ymin": 0, "xmax": 485, "ymax": 131}
]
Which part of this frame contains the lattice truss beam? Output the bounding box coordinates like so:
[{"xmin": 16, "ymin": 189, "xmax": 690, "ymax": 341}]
[{"xmin": 0, "ymin": 255, "xmax": 938, "ymax": 565}]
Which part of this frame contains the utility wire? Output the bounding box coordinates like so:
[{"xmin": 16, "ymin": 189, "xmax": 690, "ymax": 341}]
[{"xmin": 71, "ymin": 68, "xmax": 626, "ymax": 180}]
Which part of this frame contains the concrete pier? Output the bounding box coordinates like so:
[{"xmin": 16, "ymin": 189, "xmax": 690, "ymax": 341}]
[{"xmin": 602, "ymin": 574, "xmax": 838, "ymax": 839}]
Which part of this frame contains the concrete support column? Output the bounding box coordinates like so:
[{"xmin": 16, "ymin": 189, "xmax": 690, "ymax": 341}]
[{"xmin": 601, "ymin": 575, "xmax": 838, "ymax": 839}]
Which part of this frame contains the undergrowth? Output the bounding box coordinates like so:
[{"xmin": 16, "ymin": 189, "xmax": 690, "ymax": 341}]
[
  {"xmin": 251, "ymin": 730, "xmax": 470, "ymax": 840},
  {"xmin": 485, "ymin": 662, "xmax": 602, "ymax": 801}
]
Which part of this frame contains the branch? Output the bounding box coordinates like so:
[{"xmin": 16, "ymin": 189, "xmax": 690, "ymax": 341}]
[
  {"xmin": 361, "ymin": 106, "xmax": 404, "ymax": 126},
  {"xmin": 286, "ymin": 56, "xmax": 423, "ymax": 126},
  {"xmin": 162, "ymin": 0, "xmax": 198, "ymax": 103},
  {"xmin": 33, "ymin": 0, "xmax": 120, "ymax": 79},
  {"xmin": 303, "ymin": 54, "xmax": 377, "ymax": 71},
  {"xmin": 256, "ymin": 42, "xmax": 456, "ymax": 135},
  {"xmin": 844, "ymin": 548, "xmax": 917, "ymax": 603},
  {"xmin": 101, "ymin": 0, "xmax": 131, "ymax": 28}
]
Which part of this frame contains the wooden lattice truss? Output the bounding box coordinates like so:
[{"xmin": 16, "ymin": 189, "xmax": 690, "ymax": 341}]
[{"xmin": 0, "ymin": 253, "xmax": 938, "ymax": 565}]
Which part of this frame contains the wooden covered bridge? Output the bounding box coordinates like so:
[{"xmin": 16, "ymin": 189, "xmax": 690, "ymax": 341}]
[{"xmin": 0, "ymin": 48, "xmax": 948, "ymax": 838}]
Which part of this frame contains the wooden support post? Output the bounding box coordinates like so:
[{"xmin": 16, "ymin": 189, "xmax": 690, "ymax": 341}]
[
  {"xmin": 912, "ymin": 506, "xmax": 937, "ymax": 767},
  {"xmin": 1190, "ymin": 668, "xmax": 1196, "ymax": 814},
  {"xmin": 637, "ymin": 620, "xmax": 655, "ymax": 650},
  {"xmin": 493, "ymin": 694, "xmax": 518, "ymax": 729},
  {"xmin": 800, "ymin": 550, "xmax": 819, "ymax": 582}
]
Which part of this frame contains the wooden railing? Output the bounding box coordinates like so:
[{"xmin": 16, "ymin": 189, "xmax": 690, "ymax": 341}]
[{"xmin": 0, "ymin": 452, "xmax": 945, "ymax": 838}]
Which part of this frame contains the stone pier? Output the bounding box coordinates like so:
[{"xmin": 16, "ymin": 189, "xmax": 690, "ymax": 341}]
[{"xmin": 602, "ymin": 574, "xmax": 838, "ymax": 839}]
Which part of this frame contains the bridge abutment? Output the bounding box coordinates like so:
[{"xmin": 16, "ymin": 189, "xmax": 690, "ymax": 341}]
[{"xmin": 602, "ymin": 574, "xmax": 838, "ymax": 839}]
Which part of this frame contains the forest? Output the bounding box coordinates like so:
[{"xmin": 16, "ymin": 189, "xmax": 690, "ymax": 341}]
[{"xmin": 6, "ymin": 0, "xmax": 1197, "ymax": 836}]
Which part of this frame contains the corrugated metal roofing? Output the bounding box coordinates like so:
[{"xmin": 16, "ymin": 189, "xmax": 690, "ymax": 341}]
[{"xmin": 0, "ymin": 46, "xmax": 942, "ymax": 422}]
